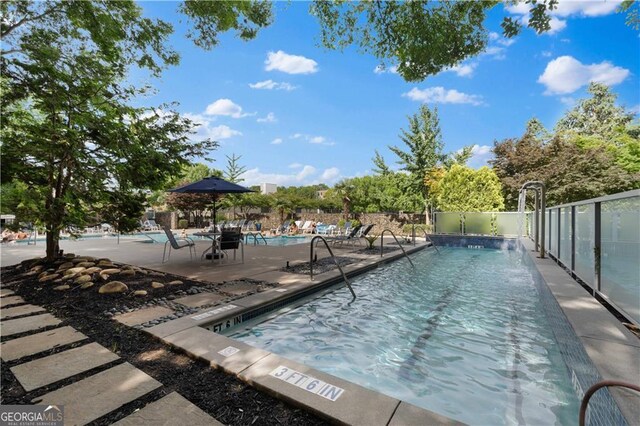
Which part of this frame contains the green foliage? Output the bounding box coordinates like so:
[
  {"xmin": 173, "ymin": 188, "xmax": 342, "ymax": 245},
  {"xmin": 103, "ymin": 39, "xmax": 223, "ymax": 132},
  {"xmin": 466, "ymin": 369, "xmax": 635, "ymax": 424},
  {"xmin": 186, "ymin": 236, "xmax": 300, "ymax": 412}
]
[
  {"xmin": 363, "ymin": 234, "xmax": 379, "ymax": 250},
  {"xmin": 436, "ymin": 165, "xmax": 505, "ymax": 212},
  {"xmin": 401, "ymin": 224, "xmax": 432, "ymax": 234},
  {"xmin": 442, "ymin": 145, "xmax": 474, "ymax": 169},
  {"xmin": 178, "ymin": 219, "xmax": 188, "ymax": 229},
  {"xmin": 1, "ymin": 1, "xmax": 228, "ymax": 258},
  {"xmin": 388, "ymin": 104, "xmax": 444, "ymax": 215},
  {"xmin": 372, "ymin": 150, "xmax": 391, "ymax": 175}
]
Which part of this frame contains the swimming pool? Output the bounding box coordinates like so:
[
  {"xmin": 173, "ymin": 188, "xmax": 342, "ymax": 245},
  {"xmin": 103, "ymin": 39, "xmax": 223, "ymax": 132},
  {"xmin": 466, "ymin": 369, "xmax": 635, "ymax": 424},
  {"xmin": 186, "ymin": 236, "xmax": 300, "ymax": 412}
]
[{"xmin": 226, "ymin": 247, "xmax": 581, "ymax": 425}]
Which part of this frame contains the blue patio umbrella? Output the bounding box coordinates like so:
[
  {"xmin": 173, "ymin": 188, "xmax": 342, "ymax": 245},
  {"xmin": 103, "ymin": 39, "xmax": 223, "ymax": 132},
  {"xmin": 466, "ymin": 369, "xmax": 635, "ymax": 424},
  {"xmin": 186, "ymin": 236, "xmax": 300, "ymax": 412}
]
[{"xmin": 168, "ymin": 176, "xmax": 254, "ymax": 229}]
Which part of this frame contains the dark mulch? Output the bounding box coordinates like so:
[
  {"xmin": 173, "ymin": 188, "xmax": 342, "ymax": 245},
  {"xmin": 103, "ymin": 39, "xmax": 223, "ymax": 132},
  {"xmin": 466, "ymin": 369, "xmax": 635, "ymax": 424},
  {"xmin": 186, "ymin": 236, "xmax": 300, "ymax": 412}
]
[
  {"xmin": 281, "ymin": 256, "xmax": 359, "ymax": 275},
  {"xmin": 354, "ymin": 245, "xmax": 401, "ymax": 255},
  {"xmin": 0, "ymin": 257, "xmax": 327, "ymax": 426}
]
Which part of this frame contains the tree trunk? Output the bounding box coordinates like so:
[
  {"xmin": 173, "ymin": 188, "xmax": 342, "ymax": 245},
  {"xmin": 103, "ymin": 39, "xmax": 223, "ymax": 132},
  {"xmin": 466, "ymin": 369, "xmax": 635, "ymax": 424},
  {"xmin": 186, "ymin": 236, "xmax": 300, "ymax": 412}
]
[{"xmin": 45, "ymin": 229, "xmax": 60, "ymax": 260}]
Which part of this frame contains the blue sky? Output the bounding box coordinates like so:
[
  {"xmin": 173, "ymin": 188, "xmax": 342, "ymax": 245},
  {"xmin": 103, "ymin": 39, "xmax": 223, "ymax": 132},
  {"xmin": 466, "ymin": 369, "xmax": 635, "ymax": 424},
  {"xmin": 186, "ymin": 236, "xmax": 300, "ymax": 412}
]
[{"xmin": 137, "ymin": 1, "xmax": 639, "ymax": 187}]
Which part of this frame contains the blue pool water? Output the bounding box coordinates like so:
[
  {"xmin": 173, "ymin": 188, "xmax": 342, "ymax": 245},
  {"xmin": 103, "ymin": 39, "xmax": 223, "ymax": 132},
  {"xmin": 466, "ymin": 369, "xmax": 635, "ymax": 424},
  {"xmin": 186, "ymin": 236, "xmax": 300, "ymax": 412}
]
[{"xmin": 227, "ymin": 247, "xmax": 580, "ymax": 425}]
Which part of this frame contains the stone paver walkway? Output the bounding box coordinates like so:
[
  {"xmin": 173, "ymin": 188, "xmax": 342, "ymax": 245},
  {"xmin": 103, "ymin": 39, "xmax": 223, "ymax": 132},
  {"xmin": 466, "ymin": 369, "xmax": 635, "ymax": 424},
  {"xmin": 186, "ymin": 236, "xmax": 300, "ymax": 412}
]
[
  {"xmin": 1, "ymin": 293, "xmax": 222, "ymax": 425},
  {"xmin": 0, "ymin": 295, "xmax": 25, "ymax": 308},
  {"xmin": 174, "ymin": 292, "xmax": 225, "ymax": 308},
  {"xmin": 115, "ymin": 306, "xmax": 174, "ymax": 326},
  {"xmin": 12, "ymin": 342, "xmax": 120, "ymax": 392},
  {"xmin": 0, "ymin": 288, "xmax": 15, "ymax": 297},
  {"xmin": 0, "ymin": 326, "xmax": 87, "ymax": 362},
  {"xmin": 1, "ymin": 313, "xmax": 61, "ymax": 337},
  {"xmin": 0, "ymin": 304, "xmax": 45, "ymax": 320},
  {"xmin": 113, "ymin": 392, "xmax": 223, "ymax": 426}
]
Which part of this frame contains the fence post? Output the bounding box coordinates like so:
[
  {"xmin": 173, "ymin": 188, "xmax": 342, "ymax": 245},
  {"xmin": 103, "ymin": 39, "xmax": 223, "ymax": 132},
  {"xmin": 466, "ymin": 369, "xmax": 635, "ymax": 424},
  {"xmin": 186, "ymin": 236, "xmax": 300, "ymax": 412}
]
[
  {"xmin": 594, "ymin": 202, "xmax": 601, "ymax": 292},
  {"xmin": 571, "ymin": 206, "xmax": 576, "ymax": 272}
]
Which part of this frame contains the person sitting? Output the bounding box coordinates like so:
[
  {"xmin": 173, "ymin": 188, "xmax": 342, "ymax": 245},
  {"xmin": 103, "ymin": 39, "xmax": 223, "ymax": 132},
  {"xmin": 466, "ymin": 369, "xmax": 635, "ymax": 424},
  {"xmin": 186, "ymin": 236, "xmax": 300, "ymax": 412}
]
[
  {"xmin": 288, "ymin": 222, "xmax": 298, "ymax": 235},
  {"xmin": 1, "ymin": 229, "xmax": 16, "ymax": 243},
  {"xmin": 311, "ymin": 222, "xmax": 317, "ymax": 234},
  {"xmin": 15, "ymin": 230, "xmax": 29, "ymax": 240}
]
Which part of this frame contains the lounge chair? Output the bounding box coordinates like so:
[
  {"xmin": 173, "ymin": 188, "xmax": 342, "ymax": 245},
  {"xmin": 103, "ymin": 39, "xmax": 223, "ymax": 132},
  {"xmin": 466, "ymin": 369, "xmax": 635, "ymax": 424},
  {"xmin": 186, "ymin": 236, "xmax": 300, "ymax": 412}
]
[
  {"xmin": 300, "ymin": 221, "xmax": 313, "ymax": 233},
  {"xmin": 317, "ymin": 223, "xmax": 336, "ymax": 235},
  {"xmin": 325, "ymin": 225, "xmax": 362, "ymax": 246},
  {"xmin": 143, "ymin": 219, "xmax": 162, "ymax": 231},
  {"xmin": 271, "ymin": 220, "xmax": 291, "ymax": 235},
  {"xmin": 162, "ymin": 226, "xmax": 196, "ymax": 263}
]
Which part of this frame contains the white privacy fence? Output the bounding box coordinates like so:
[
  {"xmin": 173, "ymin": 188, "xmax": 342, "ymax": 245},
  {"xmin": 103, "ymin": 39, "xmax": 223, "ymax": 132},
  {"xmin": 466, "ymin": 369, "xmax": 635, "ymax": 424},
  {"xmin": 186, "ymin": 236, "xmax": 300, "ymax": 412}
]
[{"xmin": 433, "ymin": 212, "xmax": 528, "ymax": 236}]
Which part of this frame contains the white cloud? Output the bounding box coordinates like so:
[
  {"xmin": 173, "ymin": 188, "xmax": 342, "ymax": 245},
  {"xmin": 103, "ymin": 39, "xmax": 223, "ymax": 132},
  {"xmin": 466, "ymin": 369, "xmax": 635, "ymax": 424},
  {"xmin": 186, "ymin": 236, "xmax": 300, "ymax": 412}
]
[
  {"xmin": 374, "ymin": 64, "xmax": 398, "ymax": 74},
  {"xmin": 257, "ymin": 112, "xmax": 277, "ymax": 123},
  {"xmin": 249, "ymin": 79, "xmax": 297, "ymax": 91},
  {"xmin": 204, "ymin": 99, "xmax": 252, "ymax": 118},
  {"xmin": 288, "ymin": 163, "xmax": 303, "ymax": 169},
  {"xmin": 548, "ymin": 17, "xmax": 568, "ymax": 34},
  {"xmin": 403, "ymin": 87, "xmax": 484, "ymax": 106},
  {"xmin": 538, "ymin": 55, "xmax": 630, "ymax": 95},
  {"xmin": 489, "ymin": 31, "xmax": 500, "ymax": 41},
  {"xmin": 442, "ymin": 62, "xmax": 477, "ymax": 77},
  {"xmin": 290, "ymin": 133, "xmax": 335, "ymax": 146},
  {"xmin": 183, "ymin": 113, "xmax": 241, "ymax": 140},
  {"xmin": 240, "ymin": 165, "xmax": 318, "ymax": 186},
  {"xmin": 483, "ymin": 46, "xmax": 506, "ymax": 60},
  {"xmin": 497, "ymin": 37, "xmax": 516, "ymax": 47},
  {"xmin": 541, "ymin": 50, "xmax": 553, "ymax": 57},
  {"xmin": 320, "ymin": 167, "xmax": 340, "ymax": 182},
  {"xmin": 630, "ymin": 104, "xmax": 640, "ymax": 116},
  {"xmin": 265, "ymin": 50, "xmax": 318, "ymax": 74},
  {"xmin": 271, "ymin": 138, "xmax": 283, "ymax": 145}
]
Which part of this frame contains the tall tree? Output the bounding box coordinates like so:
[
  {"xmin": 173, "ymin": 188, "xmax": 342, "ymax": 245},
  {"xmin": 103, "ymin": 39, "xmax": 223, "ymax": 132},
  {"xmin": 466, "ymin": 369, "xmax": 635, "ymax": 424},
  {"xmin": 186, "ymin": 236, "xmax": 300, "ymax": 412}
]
[
  {"xmin": 389, "ymin": 105, "xmax": 444, "ymax": 222},
  {"xmin": 222, "ymin": 154, "xmax": 247, "ymax": 218},
  {"xmin": 0, "ymin": 0, "xmax": 275, "ymax": 259}
]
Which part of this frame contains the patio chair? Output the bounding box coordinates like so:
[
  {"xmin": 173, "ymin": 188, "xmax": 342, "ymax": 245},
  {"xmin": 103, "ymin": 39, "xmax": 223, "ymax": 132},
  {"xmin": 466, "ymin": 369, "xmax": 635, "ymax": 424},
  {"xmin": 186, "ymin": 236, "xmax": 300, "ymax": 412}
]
[
  {"xmin": 300, "ymin": 221, "xmax": 313, "ymax": 233},
  {"xmin": 162, "ymin": 226, "xmax": 196, "ymax": 263},
  {"xmin": 217, "ymin": 230, "xmax": 244, "ymax": 264},
  {"xmin": 325, "ymin": 224, "xmax": 362, "ymax": 247},
  {"xmin": 271, "ymin": 220, "xmax": 291, "ymax": 235}
]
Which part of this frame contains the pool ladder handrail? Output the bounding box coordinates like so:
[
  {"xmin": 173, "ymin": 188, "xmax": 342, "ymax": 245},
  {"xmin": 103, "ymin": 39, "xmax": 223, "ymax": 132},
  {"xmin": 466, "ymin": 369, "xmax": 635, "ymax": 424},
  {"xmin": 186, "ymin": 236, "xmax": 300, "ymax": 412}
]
[
  {"xmin": 309, "ymin": 235, "xmax": 356, "ymax": 300},
  {"xmin": 410, "ymin": 224, "xmax": 440, "ymax": 253},
  {"xmin": 380, "ymin": 229, "xmax": 415, "ymax": 267},
  {"xmin": 244, "ymin": 231, "xmax": 267, "ymax": 245},
  {"xmin": 579, "ymin": 380, "xmax": 640, "ymax": 426}
]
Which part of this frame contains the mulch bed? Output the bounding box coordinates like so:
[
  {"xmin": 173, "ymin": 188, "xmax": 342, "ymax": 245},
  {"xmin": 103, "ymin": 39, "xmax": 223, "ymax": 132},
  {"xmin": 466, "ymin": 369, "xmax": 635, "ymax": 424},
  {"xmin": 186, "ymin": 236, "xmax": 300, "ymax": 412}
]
[{"xmin": 0, "ymin": 256, "xmax": 327, "ymax": 426}]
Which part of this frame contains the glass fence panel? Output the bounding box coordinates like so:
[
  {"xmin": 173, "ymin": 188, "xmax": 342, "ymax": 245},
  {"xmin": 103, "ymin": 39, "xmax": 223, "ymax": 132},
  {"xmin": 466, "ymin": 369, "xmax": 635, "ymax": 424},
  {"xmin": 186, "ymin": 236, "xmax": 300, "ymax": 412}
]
[
  {"xmin": 549, "ymin": 209, "xmax": 558, "ymax": 257},
  {"xmin": 575, "ymin": 204, "xmax": 595, "ymax": 287},
  {"xmin": 496, "ymin": 213, "xmax": 520, "ymax": 236},
  {"xmin": 601, "ymin": 196, "xmax": 640, "ymax": 324},
  {"xmin": 526, "ymin": 212, "xmax": 532, "ymax": 237},
  {"xmin": 435, "ymin": 212, "xmax": 461, "ymax": 234},
  {"xmin": 560, "ymin": 207, "xmax": 572, "ymax": 265},
  {"xmin": 464, "ymin": 213, "xmax": 492, "ymax": 235}
]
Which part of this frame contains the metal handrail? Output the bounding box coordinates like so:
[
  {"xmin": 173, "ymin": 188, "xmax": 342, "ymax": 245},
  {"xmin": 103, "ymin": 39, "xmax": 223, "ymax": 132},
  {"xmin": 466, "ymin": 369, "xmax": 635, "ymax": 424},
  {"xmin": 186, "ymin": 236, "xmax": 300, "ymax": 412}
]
[
  {"xmin": 579, "ymin": 380, "xmax": 640, "ymax": 426},
  {"xmin": 421, "ymin": 229, "xmax": 440, "ymax": 253},
  {"xmin": 380, "ymin": 229, "xmax": 415, "ymax": 267},
  {"xmin": 244, "ymin": 231, "xmax": 267, "ymax": 245},
  {"xmin": 309, "ymin": 236, "xmax": 356, "ymax": 301}
]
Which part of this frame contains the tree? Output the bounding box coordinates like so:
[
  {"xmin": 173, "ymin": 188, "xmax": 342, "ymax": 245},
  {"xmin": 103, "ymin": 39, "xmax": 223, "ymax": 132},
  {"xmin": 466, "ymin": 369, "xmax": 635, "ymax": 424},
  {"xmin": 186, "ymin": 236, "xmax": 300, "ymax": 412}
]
[
  {"xmin": 309, "ymin": 1, "xmax": 637, "ymax": 82},
  {"xmin": 2, "ymin": 1, "xmax": 276, "ymax": 259},
  {"xmin": 372, "ymin": 150, "xmax": 391, "ymax": 175},
  {"xmin": 436, "ymin": 165, "xmax": 504, "ymax": 212},
  {"xmin": 221, "ymin": 153, "xmax": 247, "ymax": 218},
  {"xmin": 389, "ymin": 104, "xmax": 444, "ymax": 222}
]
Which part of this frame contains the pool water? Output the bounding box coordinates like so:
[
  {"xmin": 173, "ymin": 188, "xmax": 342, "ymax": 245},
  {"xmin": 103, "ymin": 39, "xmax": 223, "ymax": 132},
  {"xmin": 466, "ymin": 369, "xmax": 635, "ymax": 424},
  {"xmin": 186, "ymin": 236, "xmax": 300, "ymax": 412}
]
[{"xmin": 227, "ymin": 247, "xmax": 580, "ymax": 425}]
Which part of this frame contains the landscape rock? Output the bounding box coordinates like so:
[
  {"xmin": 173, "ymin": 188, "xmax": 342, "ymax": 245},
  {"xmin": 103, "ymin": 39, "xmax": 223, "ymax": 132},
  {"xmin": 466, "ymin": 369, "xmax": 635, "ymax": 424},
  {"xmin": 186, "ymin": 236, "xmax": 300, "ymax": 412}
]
[
  {"xmin": 53, "ymin": 285, "xmax": 70, "ymax": 291},
  {"xmin": 151, "ymin": 282, "xmax": 164, "ymax": 289},
  {"xmin": 118, "ymin": 270, "xmax": 136, "ymax": 277},
  {"xmin": 76, "ymin": 262, "xmax": 96, "ymax": 268},
  {"xmin": 98, "ymin": 281, "xmax": 128, "ymax": 294},
  {"xmin": 38, "ymin": 274, "xmax": 60, "ymax": 283},
  {"xmin": 57, "ymin": 262, "xmax": 75, "ymax": 272},
  {"xmin": 99, "ymin": 274, "xmax": 110, "ymax": 281},
  {"xmin": 83, "ymin": 267, "xmax": 102, "ymax": 274},
  {"xmin": 100, "ymin": 268, "xmax": 121, "ymax": 275},
  {"xmin": 134, "ymin": 290, "xmax": 148, "ymax": 296},
  {"xmin": 97, "ymin": 260, "xmax": 113, "ymax": 267},
  {"xmin": 168, "ymin": 280, "xmax": 183, "ymax": 286},
  {"xmin": 80, "ymin": 282, "xmax": 94, "ymax": 290},
  {"xmin": 75, "ymin": 275, "xmax": 92, "ymax": 284},
  {"xmin": 65, "ymin": 267, "xmax": 86, "ymax": 276}
]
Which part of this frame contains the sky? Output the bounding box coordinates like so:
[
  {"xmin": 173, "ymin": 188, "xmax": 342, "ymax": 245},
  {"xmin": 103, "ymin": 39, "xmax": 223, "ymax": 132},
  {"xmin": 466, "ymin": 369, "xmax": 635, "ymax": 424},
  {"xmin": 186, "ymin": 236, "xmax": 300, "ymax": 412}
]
[{"xmin": 136, "ymin": 1, "xmax": 640, "ymax": 187}]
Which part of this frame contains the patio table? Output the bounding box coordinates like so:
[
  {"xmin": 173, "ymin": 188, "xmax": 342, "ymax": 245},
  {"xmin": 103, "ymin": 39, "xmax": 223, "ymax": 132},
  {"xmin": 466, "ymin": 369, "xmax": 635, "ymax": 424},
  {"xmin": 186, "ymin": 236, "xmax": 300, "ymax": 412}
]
[{"xmin": 192, "ymin": 232, "xmax": 221, "ymax": 261}]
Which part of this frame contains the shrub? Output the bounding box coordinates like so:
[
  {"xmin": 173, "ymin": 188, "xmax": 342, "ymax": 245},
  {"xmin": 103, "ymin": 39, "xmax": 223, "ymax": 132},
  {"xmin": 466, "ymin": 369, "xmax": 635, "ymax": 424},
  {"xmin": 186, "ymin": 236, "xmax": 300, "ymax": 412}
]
[
  {"xmin": 178, "ymin": 219, "xmax": 188, "ymax": 229},
  {"xmin": 401, "ymin": 224, "xmax": 433, "ymax": 234}
]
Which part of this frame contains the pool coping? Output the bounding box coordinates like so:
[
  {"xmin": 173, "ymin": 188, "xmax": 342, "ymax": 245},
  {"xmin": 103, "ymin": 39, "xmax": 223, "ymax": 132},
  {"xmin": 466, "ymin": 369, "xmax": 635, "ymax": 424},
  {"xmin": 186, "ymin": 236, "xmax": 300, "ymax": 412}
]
[
  {"xmin": 142, "ymin": 241, "xmax": 468, "ymax": 425},
  {"xmin": 520, "ymin": 238, "xmax": 639, "ymax": 425}
]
